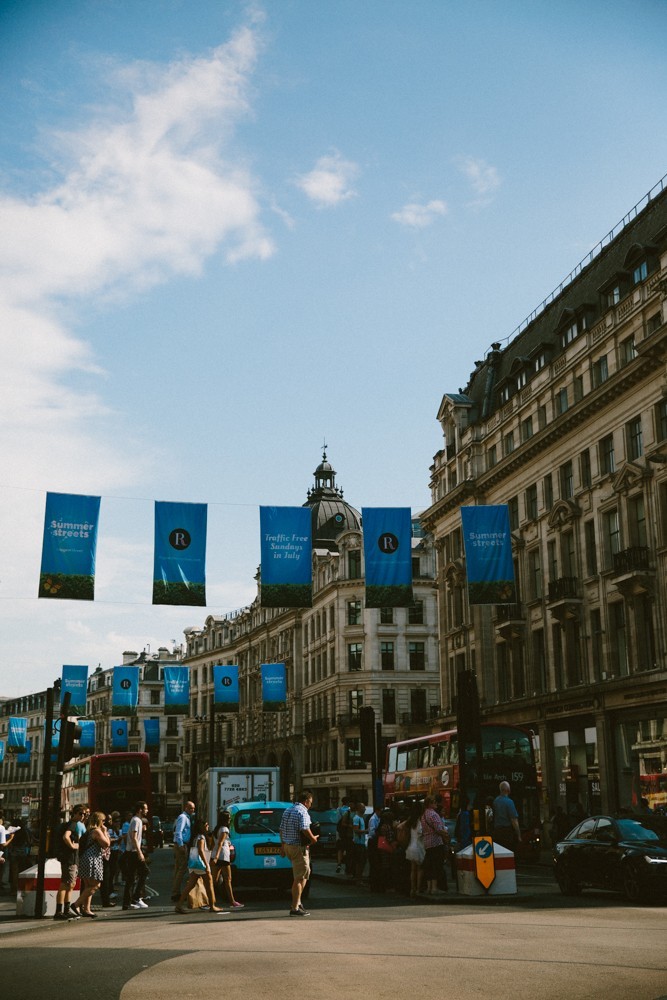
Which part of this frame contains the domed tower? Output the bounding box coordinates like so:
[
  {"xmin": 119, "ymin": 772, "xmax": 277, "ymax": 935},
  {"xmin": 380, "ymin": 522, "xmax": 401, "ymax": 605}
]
[{"xmin": 303, "ymin": 449, "xmax": 361, "ymax": 551}]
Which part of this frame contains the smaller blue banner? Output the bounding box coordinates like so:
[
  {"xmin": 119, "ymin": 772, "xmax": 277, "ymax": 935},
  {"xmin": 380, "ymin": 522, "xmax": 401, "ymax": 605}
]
[
  {"xmin": 144, "ymin": 719, "xmax": 160, "ymax": 748},
  {"xmin": 39, "ymin": 492, "xmax": 101, "ymax": 600},
  {"xmin": 112, "ymin": 666, "xmax": 140, "ymax": 715},
  {"xmin": 362, "ymin": 507, "xmax": 413, "ymax": 608},
  {"xmin": 46, "ymin": 719, "xmax": 61, "ymax": 762},
  {"xmin": 213, "ymin": 664, "xmax": 239, "ymax": 712},
  {"xmin": 261, "ymin": 663, "xmax": 287, "ymax": 712},
  {"xmin": 111, "ymin": 720, "xmax": 128, "ymax": 750},
  {"xmin": 153, "ymin": 501, "xmax": 207, "ymax": 606},
  {"xmin": 16, "ymin": 739, "xmax": 32, "ymax": 766},
  {"xmin": 79, "ymin": 720, "xmax": 96, "ymax": 751},
  {"xmin": 61, "ymin": 664, "xmax": 89, "ymax": 716},
  {"xmin": 260, "ymin": 506, "xmax": 312, "ymax": 608},
  {"xmin": 8, "ymin": 717, "xmax": 27, "ymax": 754},
  {"xmin": 461, "ymin": 505, "xmax": 516, "ymax": 605},
  {"xmin": 164, "ymin": 666, "xmax": 190, "ymax": 715},
  {"xmin": 0, "ymin": 741, "xmax": 4, "ymax": 764}
]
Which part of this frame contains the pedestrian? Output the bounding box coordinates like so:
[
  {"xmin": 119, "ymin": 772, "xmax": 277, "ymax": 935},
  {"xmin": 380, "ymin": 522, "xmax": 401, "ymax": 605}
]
[
  {"xmin": 351, "ymin": 802, "xmax": 367, "ymax": 882},
  {"xmin": 212, "ymin": 812, "xmax": 244, "ymax": 910},
  {"xmin": 171, "ymin": 801, "xmax": 195, "ymax": 902},
  {"xmin": 455, "ymin": 796, "xmax": 473, "ymax": 850},
  {"xmin": 421, "ymin": 795, "xmax": 449, "ymax": 896},
  {"xmin": 8, "ymin": 818, "xmax": 33, "ymax": 893},
  {"xmin": 54, "ymin": 804, "xmax": 85, "ymax": 921},
  {"xmin": 335, "ymin": 797, "xmax": 352, "ymax": 874},
  {"xmin": 175, "ymin": 818, "xmax": 226, "ymax": 914},
  {"xmin": 404, "ymin": 800, "xmax": 425, "ymax": 898},
  {"xmin": 492, "ymin": 781, "xmax": 521, "ymax": 852},
  {"xmin": 0, "ymin": 814, "xmax": 12, "ymax": 891},
  {"xmin": 366, "ymin": 804, "xmax": 383, "ymax": 892},
  {"xmin": 76, "ymin": 811, "xmax": 111, "ymax": 918},
  {"xmin": 279, "ymin": 789, "xmax": 318, "ymax": 917},
  {"xmin": 550, "ymin": 805, "xmax": 570, "ymax": 844},
  {"xmin": 122, "ymin": 801, "xmax": 150, "ymax": 911}
]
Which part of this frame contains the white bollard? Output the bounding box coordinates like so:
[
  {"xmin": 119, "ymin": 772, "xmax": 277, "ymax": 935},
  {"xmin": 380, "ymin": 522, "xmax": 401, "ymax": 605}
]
[
  {"xmin": 456, "ymin": 842, "xmax": 517, "ymax": 895},
  {"xmin": 16, "ymin": 859, "xmax": 78, "ymax": 917}
]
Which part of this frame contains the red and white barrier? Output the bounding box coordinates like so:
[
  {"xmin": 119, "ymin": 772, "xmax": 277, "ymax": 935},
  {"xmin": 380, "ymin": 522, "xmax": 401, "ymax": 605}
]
[{"xmin": 456, "ymin": 842, "xmax": 517, "ymax": 895}]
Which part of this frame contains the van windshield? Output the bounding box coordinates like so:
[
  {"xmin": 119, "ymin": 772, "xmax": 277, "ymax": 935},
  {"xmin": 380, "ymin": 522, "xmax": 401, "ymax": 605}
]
[{"xmin": 233, "ymin": 808, "xmax": 285, "ymax": 834}]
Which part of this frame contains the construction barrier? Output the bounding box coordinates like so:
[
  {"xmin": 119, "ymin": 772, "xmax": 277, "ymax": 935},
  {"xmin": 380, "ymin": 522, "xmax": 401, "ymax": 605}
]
[
  {"xmin": 456, "ymin": 842, "xmax": 517, "ymax": 896},
  {"xmin": 16, "ymin": 860, "xmax": 79, "ymax": 917}
]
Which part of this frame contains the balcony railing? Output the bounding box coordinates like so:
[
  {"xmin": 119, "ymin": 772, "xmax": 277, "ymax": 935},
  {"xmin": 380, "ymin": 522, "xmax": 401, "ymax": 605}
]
[
  {"xmin": 494, "ymin": 603, "xmax": 523, "ymax": 622},
  {"xmin": 401, "ymin": 712, "xmax": 429, "ymax": 726},
  {"xmin": 336, "ymin": 713, "xmax": 360, "ymax": 729},
  {"xmin": 548, "ymin": 576, "xmax": 580, "ymax": 602},
  {"xmin": 305, "ymin": 717, "xmax": 330, "ymax": 738},
  {"xmin": 612, "ymin": 546, "xmax": 650, "ymax": 575}
]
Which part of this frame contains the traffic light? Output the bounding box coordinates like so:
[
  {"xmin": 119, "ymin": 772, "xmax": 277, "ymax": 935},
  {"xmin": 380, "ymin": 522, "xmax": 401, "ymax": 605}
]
[{"xmin": 61, "ymin": 720, "xmax": 83, "ymax": 761}]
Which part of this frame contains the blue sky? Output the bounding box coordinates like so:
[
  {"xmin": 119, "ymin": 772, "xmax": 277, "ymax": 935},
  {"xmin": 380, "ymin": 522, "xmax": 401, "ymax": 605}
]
[{"xmin": 1, "ymin": 0, "xmax": 667, "ymax": 697}]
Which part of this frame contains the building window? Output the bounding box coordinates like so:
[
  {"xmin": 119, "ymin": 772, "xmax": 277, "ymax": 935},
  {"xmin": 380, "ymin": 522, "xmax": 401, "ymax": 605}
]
[
  {"xmin": 607, "ymin": 284, "xmax": 621, "ymax": 307},
  {"xmin": 348, "ymin": 550, "xmax": 362, "ymax": 579},
  {"xmin": 547, "ymin": 539, "xmax": 558, "ymax": 582},
  {"xmin": 560, "ymin": 461, "xmax": 574, "ymax": 500},
  {"xmin": 526, "ymin": 484, "xmax": 538, "ymax": 521},
  {"xmin": 166, "ymin": 717, "xmax": 178, "ymax": 735},
  {"xmin": 562, "ymin": 530, "xmax": 576, "ymax": 578},
  {"xmin": 345, "ymin": 738, "xmax": 362, "ymax": 769},
  {"xmin": 347, "ymin": 643, "xmax": 363, "ymax": 672},
  {"xmin": 620, "ymin": 336, "xmax": 636, "ymax": 366},
  {"xmin": 532, "ymin": 629, "xmax": 546, "ymax": 694},
  {"xmin": 347, "ymin": 600, "xmax": 362, "ymax": 625},
  {"xmin": 411, "ymin": 557, "xmax": 421, "ymax": 578},
  {"xmin": 528, "ymin": 548, "xmax": 542, "ymax": 600},
  {"xmin": 543, "ymin": 473, "xmax": 554, "ymax": 511},
  {"xmin": 382, "ymin": 689, "xmax": 396, "ymax": 724},
  {"xmin": 380, "ymin": 607, "xmax": 394, "ymax": 625},
  {"xmin": 599, "ymin": 434, "xmax": 615, "ymax": 476},
  {"xmin": 555, "ymin": 387, "xmax": 568, "ymax": 415},
  {"xmin": 348, "ymin": 689, "xmax": 363, "ymax": 720},
  {"xmin": 488, "ymin": 444, "xmax": 497, "ymax": 469},
  {"xmin": 609, "ymin": 602, "xmax": 629, "ymax": 676},
  {"xmin": 632, "ymin": 260, "xmax": 648, "ymax": 284},
  {"xmin": 166, "ymin": 743, "xmax": 178, "ymax": 762},
  {"xmin": 573, "ymin": 374, "xmax": 584, "ymax": 402},
  {"xmin": 521, "ymin": 415, "xmax": 534, "ymax": 442},
  {"xmin": 584, "ymin": 520, "xmax": 597, "ymax": 576},
  {"xmin": 537, "ymin": 405, "xmax": 547, "ymax": 430},
  {"xmin": 534, "ymin": 352, "xmax": 547, "ymax": 372},
  {"xmin": 409, "ymin": 642, "xmax": 425, "ymax": 671},
  {"xmin": 150, "ymin": 689, "xmax": 161, "ymax": 706},
  {"xmin": 503, "ymin": 431, "xmax": 515, "ymax": 456},
  {"xmin": 580, "ymin": 449, "xmax": 591, "ymax": 489},
  {"xmin": 561, "ymin": 321, "xmax": 579, "ymax": 347},
  {"xmin": 410, "ymin": 688, "xmax": 427, "ymax": 723},
  {"xmin": 517, "ymin": 369, "xmax": 528, "ymax": 390},
  {"xmin": 166, "ymin": 771, "xmax": 178, "ymax": 794},
  {"xmin": 500, "ymin": 383, "xmax": 513, "ymax": 404},
  {"xmin": 408, "ymin": 601, "xmax": 424, "ymax": 625},
  {"xmin": 626, "ymin": 416, "xmax": 643, "ymax": 461},
  {"xmin": 591, "ymin": 355, "xmax": 608, "ymax": 388},
  {"xmin": 628, "ymin": 494, "xmax": 647, "ymax": 548},
  {"xmin": 647, "ymin": 312, "xmax": 662, "ymax": 336},
  {"xmin": 380, "ymin": 641, "xmax": 395, "ymax": 671},
  {"xmin": 655, "ymin": 400, "xmax": 667, "ymax": 442},
  {"xmin": 603, "ymin": 509, "xmax": 621, "ymax": 565}
]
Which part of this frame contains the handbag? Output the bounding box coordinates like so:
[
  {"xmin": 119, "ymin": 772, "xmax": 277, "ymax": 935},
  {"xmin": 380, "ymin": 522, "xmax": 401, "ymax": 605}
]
[
  {"xmin": 188, "ymin": 844, "xmax": 207, "ymax": 872},
  {"xmin": 377, "ymin": 835, "xmax": 396, "ymax": 854}
]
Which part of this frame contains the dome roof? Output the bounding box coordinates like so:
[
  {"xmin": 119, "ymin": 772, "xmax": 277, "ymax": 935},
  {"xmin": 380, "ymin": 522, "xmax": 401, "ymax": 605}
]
[{"xmin": 303, "ymin": 450, "xmax": 361, "ymax": 550}]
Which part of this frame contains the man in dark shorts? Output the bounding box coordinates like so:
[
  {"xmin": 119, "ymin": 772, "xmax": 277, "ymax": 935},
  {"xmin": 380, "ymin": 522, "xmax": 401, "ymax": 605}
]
[{"xmin": 54, "ymin": 805, "xmax": 85, "ymax": 920}]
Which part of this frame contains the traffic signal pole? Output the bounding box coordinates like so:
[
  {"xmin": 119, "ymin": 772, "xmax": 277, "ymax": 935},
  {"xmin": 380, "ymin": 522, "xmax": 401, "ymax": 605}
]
[{"xmin": 34, "ymin": 685, "xmax": 55, "ymax": 918}]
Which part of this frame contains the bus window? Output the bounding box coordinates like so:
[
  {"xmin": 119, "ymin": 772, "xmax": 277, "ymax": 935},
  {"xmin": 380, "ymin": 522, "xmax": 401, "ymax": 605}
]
[
  {"xmin": 387, "ymin": 746, "xmax": 398, "ymax": 773},
  {"xmin": 432, "ymin": 742, "xmax": 449, "ymax": 766},
  {"xmin": 449, "ymin": 742, "xmax": 459, "ymax": 765},
  {"xmin": 419, "ymin": 746, "xmax": 432, "ymax": 768},
  {"xmin": 397, "ymin": 750, "xmax": 407, "ymax": 771},
  {"xmin": 407, "ymin": 748, "xmax": 420, "ymax": 769}
]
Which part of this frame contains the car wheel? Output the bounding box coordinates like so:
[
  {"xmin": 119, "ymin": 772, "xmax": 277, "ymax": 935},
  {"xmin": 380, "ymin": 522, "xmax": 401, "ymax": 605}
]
[
  {"xmin": 556, "ymin": 868, "xmax": 581, "ymax": 896},
  {"xmin": 622, "ymin": 863, "xmax": 644, "ymax": 904}
]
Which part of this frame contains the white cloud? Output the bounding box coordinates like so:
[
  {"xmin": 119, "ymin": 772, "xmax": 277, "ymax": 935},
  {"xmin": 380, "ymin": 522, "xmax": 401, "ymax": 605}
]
[
  {"xmin": 391, "ymin": 199, "xmax": 448, "ymax": 229},
  {"xmin": 457, "ymin": 156, "xmax": 501, "ymax": 205},
  {"xmin": 295, "ymin": 152, "xmax": 359, "ymax": 207}
]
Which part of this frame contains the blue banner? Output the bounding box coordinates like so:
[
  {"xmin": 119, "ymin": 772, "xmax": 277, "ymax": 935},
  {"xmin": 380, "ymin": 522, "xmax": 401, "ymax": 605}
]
[
  {"xmin": 61, "ymin": 664, "xmax": 89, "ymax": 716},
  {"xmin": 39, "ymin": 492, "xmax": 101, "ymax": 601},
  {"xmin": 111, "ymin": 720, "xmax": 128, "ymax": 750},
  {"xmin": 362, "ymin": 507, "xmax": 413, "ymax": 608},
  {"xmin": 8, "ymin": 717, "xmax": 27, "ymax": 754},
  {"xmin": 261, "ymin": 663, "xmax": 287, "ymax": 712},
  {"xmin": 144, "ymin": 719, "xmax": 160, "ymax": 748},
  {"xmin": 461, "ymin": 505, "xmax": 516, "ymax": 605},
  {"xmin": 260, "ymin": 506, "xmax": 312, "ymax": 608},
  {"xmin": 164, "ymin": 666, "xmax": 190, "ymax": 715},
  {"xmin": 112, "ymin": 666, "xmax": 140, "ymax": 715},
  {"xmin": 45, "ymin": 719, "xmax": 61, "ymax": 762},
  {"xmin": 153, "ymin": 501, "xmax": 207, "ymax": 606},
  {"xmin": 213, "ymin": 664, "xmax": 239, "ymax": 712},
  {"xmin": 16, "ymin": 740, "xmax": 32, "ymax": 766},
  {"xmin": 0, "ymin": 742, "xmax": 4, "ymax": 764},
  {"xmin": 79, "ymin": 720, "xmax": 96, "ymax": 751}
]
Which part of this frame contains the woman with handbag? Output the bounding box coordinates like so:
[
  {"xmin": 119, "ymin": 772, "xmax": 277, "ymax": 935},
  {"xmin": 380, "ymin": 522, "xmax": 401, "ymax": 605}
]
[
  {"xmin": 175, "ymin": 819, "xmax": 227, "ymax": 914},
  {"xmin": 404, "ymin": 801, "xmax": 426, "ymax": 898},
  {"xmin": 212, "ymin": 811, "xmax": 244, "ymax": 910}
]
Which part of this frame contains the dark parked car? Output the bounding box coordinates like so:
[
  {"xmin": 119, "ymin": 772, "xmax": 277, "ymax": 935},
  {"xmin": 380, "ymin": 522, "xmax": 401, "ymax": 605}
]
[
  {"xmin": 553, "ymin": 813, "xmax": 667, "ymax": 903},
  {"xmin": 151, "ymin": 815, "xmax": 164, "ymax": 848}
]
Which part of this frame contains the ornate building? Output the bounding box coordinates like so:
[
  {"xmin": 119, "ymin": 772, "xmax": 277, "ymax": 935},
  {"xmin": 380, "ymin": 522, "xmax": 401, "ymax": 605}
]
[
  {"xmin": 183, "ymin": 452, "xmax": 440, "ymax": 808},
  {"xmin": 422, "ymin": 177, "xmax": 667, "ymax": 821}
]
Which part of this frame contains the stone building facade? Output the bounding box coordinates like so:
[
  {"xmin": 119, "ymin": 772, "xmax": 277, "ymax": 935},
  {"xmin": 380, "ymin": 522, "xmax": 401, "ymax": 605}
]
[
  {"xmin": 183, "ymin": 453, "xmax": 440, "ymax": 809},
  {"xmin": 422, "ymin": 177, "xmax": 667, "ymax": 823}
]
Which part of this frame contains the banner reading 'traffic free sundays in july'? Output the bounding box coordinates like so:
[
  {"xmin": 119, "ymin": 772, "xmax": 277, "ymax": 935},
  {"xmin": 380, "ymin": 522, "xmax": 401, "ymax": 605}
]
[
  {"xmin": 460, "ymin": 504, "xmax": 516, "ymax": 605},
  {"xmin": 39, "ymin": 492, "xmax": 101, "ymax": 600},
  {"xmin": 259, "ymin": 506, "xmax": 312, "ymax": 608},
  {"xmin": 163, "ymin": 666, "xmax": 190, "ymax": 715},
  {"xmin": 362, "ymin": 507, "xmax": 413, "ymax": 608},
  {"xmin": 153, "ymin": 501, "xmax": 207, "ymax": 606}
]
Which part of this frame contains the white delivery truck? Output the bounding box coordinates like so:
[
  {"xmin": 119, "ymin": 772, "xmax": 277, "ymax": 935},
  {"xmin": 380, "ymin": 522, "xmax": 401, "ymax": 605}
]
[{"xmin": 197, "ymin": 766, "xmax": 280, "ymax": 829}]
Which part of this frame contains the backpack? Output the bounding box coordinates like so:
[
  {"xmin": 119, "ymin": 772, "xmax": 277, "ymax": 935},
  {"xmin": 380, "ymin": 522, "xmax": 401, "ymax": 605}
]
[
  {"xmin": 78, "ymin": 829, "xmax": 91, "ymax": 855},
  {"xmin": 337, "ymin": 810, "xmax": 352, "ymax": 840}
]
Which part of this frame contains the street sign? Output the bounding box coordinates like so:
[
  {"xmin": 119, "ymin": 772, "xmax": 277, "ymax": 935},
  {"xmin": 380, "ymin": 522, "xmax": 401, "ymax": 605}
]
[{"xmin": 473, "ymin": 835, "xmax": 496, "ymax": 890}]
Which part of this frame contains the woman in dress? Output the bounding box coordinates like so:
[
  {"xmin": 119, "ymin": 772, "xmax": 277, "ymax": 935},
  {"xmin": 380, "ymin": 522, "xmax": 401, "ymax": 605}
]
[
  {"xmin": 212, "ymin": 811, "xmax": 244, "ymax": 909},
  {"xmin": 175, "ymin": 819, "xmax": 225, "ymax": 914},
  {"xmin": 76, "ymin": 811, "xmax": 110, "ymax": 918},
  {"xmin": 404, "ymin": 800, "xmax": 426, "ymax": 898}
]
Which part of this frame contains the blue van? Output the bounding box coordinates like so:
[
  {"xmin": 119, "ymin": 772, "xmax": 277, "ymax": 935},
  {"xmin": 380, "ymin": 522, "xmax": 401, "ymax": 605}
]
[{"xmin": 228, "ymin": 801, "xmax": 295, "ymax": 890}]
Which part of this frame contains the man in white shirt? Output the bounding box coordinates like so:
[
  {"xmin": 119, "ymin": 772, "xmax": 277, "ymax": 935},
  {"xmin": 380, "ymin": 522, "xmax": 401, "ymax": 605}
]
[
  {"xmin": 0, "ymin": 815, "xmax": 11, "ymax": 889},
  {"xmin": 122, "ymin": 801, "xmax": 150, "ymax": 910}
]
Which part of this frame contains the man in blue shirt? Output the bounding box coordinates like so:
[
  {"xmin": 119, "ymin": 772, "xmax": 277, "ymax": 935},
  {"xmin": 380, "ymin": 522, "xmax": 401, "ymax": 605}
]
[
  {"xmin": 493, "ymin": 781, "xmax": 521, "ymax": 852},
  {"xmin": 171, "ymin": 800, "xmax": 195, "ymax": 901},
  {"xmin": 280, "ymin": 790, "xmax": 318, "ymax": 917}
]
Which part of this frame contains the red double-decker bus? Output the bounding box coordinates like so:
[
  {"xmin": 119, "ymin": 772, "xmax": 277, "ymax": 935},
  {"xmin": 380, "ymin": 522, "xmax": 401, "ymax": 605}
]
[
  {"xmin": 62, "ymin": 752, "xmax": 152, "ymax": 817},
  {"xmin": 383, "ymin": 724, "xmax": 541, "ymax": 857}
]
